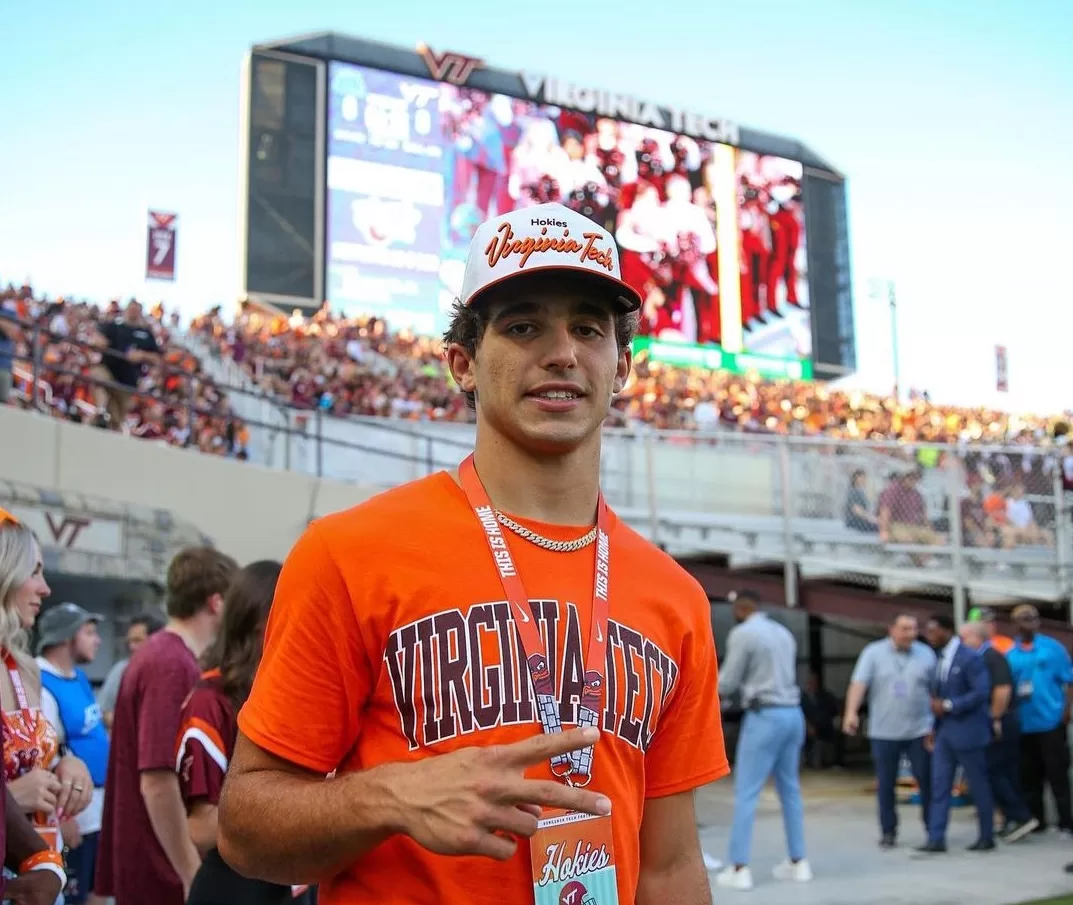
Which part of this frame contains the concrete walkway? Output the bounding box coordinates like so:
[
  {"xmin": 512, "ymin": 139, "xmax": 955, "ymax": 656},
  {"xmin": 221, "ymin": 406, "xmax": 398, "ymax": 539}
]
[{"xmin": 697, "ymin": 771, "xmax": 1073, "ymax": 905}]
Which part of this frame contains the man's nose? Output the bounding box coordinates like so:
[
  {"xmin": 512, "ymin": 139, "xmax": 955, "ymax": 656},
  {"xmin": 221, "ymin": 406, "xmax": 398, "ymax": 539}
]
[{"xmin": 539, "ymin": 323, "xmax": 579, "ymax": 370}]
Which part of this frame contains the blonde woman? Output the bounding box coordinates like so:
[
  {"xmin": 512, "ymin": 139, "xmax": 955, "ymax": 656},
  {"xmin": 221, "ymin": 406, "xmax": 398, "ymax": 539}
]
[{"xmin": 0, "ymin": 509, "xmax": 93, "ymax": 876}]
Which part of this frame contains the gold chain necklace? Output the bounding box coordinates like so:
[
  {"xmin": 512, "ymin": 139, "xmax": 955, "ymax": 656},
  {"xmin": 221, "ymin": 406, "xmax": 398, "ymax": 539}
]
[{"xmin": 494, "ymin": 511, "xmax": 597, "ymax": 553}]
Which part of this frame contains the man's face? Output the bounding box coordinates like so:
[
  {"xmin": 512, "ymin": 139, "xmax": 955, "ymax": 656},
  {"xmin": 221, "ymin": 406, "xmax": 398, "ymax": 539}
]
[
  {"xmin": 124, "ymin": 301, "xmax": 143, "ymax": 323},
  {"xmin": 73, "ymin": 621, "xmax": 101, "ymax": 665},
  {"xmin": 448, "ymin": 289, "xmax": 631, "ymax": 456},
  {"xmin": 127, "ymin": 623, "xmax": 149, "ymax": 655},
  {"xmin": 924, "ymin": 620, "xmax": 950, "ymax": 649},
  {"xmin": 1014, "ymin": 612, "xmax": 1040, "ymax": 640},
  {"xmin": 889, "ymin": 616, "xmax": 917, "ymax": 650}
]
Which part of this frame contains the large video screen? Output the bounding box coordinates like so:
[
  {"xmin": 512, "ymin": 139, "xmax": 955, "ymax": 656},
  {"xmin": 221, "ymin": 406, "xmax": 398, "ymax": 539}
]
[{"xmin": 325, "ymin": 61, "xmax": 811, "ymax": 363}]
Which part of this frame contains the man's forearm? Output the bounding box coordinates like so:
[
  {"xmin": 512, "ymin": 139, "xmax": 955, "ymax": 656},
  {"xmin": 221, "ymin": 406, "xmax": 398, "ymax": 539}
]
[
  {"xmin": 141, "ymin": 772, "xmax": 200, "ymax": 888},
  {"xmin": 636, "ymin": 859, "xmax": 712, "ymax": 905},
  {"xmin": 991, "ymin": 686, "xmax": 1012, "ymax": 720},
  {"xmin": 218, "ymin": 761, "xmax": 406, "ymax": 885},
  {"xmin": 843, "ymin": 682, "xmax": 866, "ymax": 720},
  {"xmin": 4, "ymin": 788, "xmax": 48, "ymax": 870}
]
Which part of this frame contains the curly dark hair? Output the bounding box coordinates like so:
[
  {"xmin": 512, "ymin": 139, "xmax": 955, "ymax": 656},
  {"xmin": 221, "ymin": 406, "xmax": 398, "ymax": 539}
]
[
  {"xmin": 202, "ymin": 559, "xmax": 281, "ymax": 709},
  {"xmin": 442, "ymin": 274, "xmax": 638, "ymax": 410}
]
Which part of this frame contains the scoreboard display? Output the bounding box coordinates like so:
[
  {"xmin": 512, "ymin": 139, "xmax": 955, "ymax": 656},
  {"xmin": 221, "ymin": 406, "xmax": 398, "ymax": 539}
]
[{"xmin": 242, "ymin": 34, "xmax": 855, "ymax": 380}]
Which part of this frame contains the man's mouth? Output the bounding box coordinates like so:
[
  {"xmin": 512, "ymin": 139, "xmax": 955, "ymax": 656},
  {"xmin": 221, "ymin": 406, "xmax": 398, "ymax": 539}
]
[{"xmin": 533, "ymin": 390, "xmax": 581, "ymax": 400}]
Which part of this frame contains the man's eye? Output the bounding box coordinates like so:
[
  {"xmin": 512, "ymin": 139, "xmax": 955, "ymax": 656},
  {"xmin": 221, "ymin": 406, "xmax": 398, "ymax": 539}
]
[
  {"xmin": 576, "ymin": 325, "xmax": 603, "ymax": 338},
  {"xmin": 506, "ymin": 323, "xmax": 535, "ymax": 336}
]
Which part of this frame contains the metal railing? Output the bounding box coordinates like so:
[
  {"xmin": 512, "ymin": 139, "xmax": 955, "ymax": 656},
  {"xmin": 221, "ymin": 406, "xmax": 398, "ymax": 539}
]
[{"xmin": 6, "ymin": 315, "xmax": 1071, "ymax": 619}]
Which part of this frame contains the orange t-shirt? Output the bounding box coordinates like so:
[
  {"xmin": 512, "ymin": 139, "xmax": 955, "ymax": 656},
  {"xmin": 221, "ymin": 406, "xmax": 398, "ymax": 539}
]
[{"xmin": 239, "ymin": 472, "xmax": 729, "ymax": 904}]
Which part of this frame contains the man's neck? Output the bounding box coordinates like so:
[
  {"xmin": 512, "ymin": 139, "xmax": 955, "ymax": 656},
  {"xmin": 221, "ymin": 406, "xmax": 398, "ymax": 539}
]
[
  {"xmin": 166, "ymin": 615, "xmax": 214, "ymax": 658},
  {"xmin": 43, "ymin": 649, "xmax": 75, "ymax": 677},
  {"xmin": 468, "ymin": 425, "xmax": 602, "ymax": 525}
]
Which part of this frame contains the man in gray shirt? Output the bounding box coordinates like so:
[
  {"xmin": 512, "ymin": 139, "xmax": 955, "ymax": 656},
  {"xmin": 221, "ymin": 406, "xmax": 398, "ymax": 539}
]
[
  {"xmin": 843, "ymin": 612, "xmax": 937, "ymax": 848},
  {"xmin": 714, "ymin": 591, "xmax": 810, "ymax": 892}
]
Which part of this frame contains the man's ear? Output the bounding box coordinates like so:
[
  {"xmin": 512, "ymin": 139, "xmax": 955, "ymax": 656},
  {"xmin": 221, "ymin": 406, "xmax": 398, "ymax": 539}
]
[
  {"xmin": 612, "ymin": 345, "xmax": 632, "ymax": 396},
  {"xmin": 445, "ymin": 343, "xmax": 478, "ymax": 397}
]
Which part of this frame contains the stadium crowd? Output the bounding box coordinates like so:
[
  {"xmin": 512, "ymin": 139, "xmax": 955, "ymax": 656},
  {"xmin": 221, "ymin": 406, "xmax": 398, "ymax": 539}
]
[
  {"xmin": 0, "ymin": 284, "xmax": 250, "ymax": 459},
  {"xmin": 4, "ymin": 282, "xmax": 1071, "ymax": 454}
]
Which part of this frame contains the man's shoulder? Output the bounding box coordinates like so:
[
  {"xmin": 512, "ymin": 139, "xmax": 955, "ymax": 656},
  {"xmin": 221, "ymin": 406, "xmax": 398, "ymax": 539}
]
[
  {"xmin": 611, "ymin": 514, "xmax": 706, "ymax": 595},
  {"xmin": 311, "ymin": 472, "xmax": 462, "ymax": 549}
]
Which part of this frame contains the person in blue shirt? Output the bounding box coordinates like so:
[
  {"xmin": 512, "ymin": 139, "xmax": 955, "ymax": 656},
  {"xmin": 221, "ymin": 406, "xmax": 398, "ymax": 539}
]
[
  {"xmin": 1006, "ymin": 603, "xmax": 1073, "ymax": 834},
  {"xmin": 35, "ymin": 602, "xmax": 109, "ymax": 905}
]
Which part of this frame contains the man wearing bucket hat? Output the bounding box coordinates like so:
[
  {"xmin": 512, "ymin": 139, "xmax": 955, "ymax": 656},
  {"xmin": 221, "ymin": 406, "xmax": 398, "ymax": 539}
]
[
  {"xmin": 220, "ymin": 203, "xmax": 729, "ymax": 905},
  {"xmin": 35, "ymin": 602, "xmax": 108, "ymax": 905}
]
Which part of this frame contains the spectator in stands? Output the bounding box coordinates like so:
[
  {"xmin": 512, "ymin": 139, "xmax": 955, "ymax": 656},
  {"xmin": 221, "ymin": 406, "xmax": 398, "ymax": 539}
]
[
  {"xmin": 843, "ymin": 613, "xmax": 937, "ymax": 848},
  {"xmin": 97, "ymin": 611, "xmax": 166, "ymax": 731},
  {"xmin": 1005, "ymin": 604, "xmax": 1073, "ymax": 834},
  {"xmin": 90, "ymin": 299, "xmax": 161, "ymax": 430},
  {"xmin": 960, "ymin": 477, "xmax": 999, "ymax": 548},
  {"xmin": 96, "ymin": 547, "xmax": 238, "ymax": 905},
  {"xmin": 176, "ymin": 560, "xmax": 305, "ymax": 905},
  {"xmin": 0, "ymin": 298, "xmax": 18, "ymax": 406},
  {"xmin": 844, "ymin": 469, "xmax": 878, "ymax": 533},
  {"xmin": 877, "ymin": 469, "xmax": 943, "ymax": 546},
  {"xmin": 35, "ymin": 602, "xmax": 110, "ymax": 905},
  {"xmin": 1005, "ymin": 482, "xmax": 1055, "ymax": 547}
]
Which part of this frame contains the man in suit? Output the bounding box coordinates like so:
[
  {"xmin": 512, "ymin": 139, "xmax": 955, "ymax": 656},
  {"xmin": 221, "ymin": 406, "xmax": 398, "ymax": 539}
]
[{"xmin": 919, "ymin": 613, "xmax": 995, "ymax": 853}]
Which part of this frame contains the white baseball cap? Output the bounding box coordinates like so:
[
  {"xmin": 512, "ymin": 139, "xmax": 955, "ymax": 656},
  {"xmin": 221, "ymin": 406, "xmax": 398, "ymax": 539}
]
[{"xmin": 459, "ymin": 202, "xmax": 642, "ymax": 312}]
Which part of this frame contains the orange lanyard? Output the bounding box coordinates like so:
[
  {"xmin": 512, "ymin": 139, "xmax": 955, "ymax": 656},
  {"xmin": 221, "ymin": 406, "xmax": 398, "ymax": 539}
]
[{"xmin": 458, "ymin": 454, "xmax": 610, "ymax": 785}]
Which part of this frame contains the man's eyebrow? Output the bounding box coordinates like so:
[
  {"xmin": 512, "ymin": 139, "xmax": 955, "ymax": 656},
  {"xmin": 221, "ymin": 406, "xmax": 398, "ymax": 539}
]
[{"xmin": 489, "ymin": 301, "xmax": 540, "ymax": 321}]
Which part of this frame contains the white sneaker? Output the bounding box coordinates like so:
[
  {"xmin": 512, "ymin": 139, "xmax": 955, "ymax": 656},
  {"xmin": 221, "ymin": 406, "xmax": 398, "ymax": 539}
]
[
  {"xmin": 715, "ymin": 866, "xmax": 754, "ymax": 890},
  {"xmin": 772, "ymin": 859, "xmax": 813, "ymax": 882},
  {"xmin": 702, "ymin": 851, "xmax": 724, "ymax": 872}
]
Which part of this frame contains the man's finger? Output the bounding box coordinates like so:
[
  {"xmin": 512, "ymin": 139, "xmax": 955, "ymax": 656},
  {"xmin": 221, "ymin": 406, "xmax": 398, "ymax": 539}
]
[
  {"xmin": 482, "ymin": 804, "xmax": 541, "ymax": 839},
  {"xmin": 508, "ymin": 778, "xmax": 611, "ymax": 817},
  {"xmin": 499, "ymin": 727, "xmax": 599, "ymax": 767}
]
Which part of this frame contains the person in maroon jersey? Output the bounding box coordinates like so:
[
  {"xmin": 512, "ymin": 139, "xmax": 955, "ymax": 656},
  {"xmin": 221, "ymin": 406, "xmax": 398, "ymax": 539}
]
[
  {"xmin": 177, "ymin": 560, "xmax": 299, "ymax": 905},
  {"xmin": 95, "ymin": 547, "xmax": 237, "ymax": 905}
]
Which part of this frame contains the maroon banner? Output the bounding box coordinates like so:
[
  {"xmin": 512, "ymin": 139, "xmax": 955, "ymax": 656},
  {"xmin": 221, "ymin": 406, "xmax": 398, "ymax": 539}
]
[
  {"xmin": 995, "ymin": 344, "xmax": 1009, "ymax": 393},
  {"xmin": 146, "ymin": 211, "xmax": 178, "ymax": 281}
]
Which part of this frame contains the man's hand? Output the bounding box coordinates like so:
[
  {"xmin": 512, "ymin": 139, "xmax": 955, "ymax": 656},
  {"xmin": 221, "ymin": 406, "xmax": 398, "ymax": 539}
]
[
  {"xmin": 923, "ymin": 732, "xmax": 935, "ymax": 753},
  {"xmin": 5, "ymin": 871, "xmax": 63, "ymax": 905},
  {"xmin": 930, "ymin": 697, "xmax": 945, "ymax": 717},
  {"xmin": 8, "ymin": 770, "xmax": 62, "ymax": 815},
  {"xmin": 842, "ymin": 713, "xmax": 859, "ymax": 736},
  {"xmin": 395, "ymin": 727, "xmax": 610, "ymax": 861}
]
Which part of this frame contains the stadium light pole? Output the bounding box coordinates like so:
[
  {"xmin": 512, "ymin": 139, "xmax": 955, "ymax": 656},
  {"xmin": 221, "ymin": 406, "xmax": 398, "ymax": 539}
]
[{"xmin": 868, "ymin": 278, "xmax": 900, "ymax": 400}]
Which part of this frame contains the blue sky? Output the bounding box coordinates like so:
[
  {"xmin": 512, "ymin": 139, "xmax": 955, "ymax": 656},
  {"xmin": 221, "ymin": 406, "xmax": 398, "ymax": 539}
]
[{"xmin": 2, "ymin": 0, "xmax": 1071, "ymax": 412}]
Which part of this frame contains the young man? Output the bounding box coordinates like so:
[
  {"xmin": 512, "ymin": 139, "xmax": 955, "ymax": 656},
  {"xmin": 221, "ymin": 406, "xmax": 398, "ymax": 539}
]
[
  {"xmin": 714, "ymin": 591, "xmax": 809, "ymax": 891},
  {"xmin": 35, "ymin": 602, "xmax": 109, "ymax": 905},
  {"xmin": 218, "ymin": 202, "xmax": 729, "ymax": 905},
  {"xmin": 95, "ymin": 547, "xmax": 237, "ymax": 905}
]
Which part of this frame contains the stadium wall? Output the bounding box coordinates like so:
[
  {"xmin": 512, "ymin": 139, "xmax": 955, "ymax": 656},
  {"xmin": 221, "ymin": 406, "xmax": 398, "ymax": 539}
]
[{"xmin": 0, "ymin": 407, "xmax": 378, "ymax": 563}]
